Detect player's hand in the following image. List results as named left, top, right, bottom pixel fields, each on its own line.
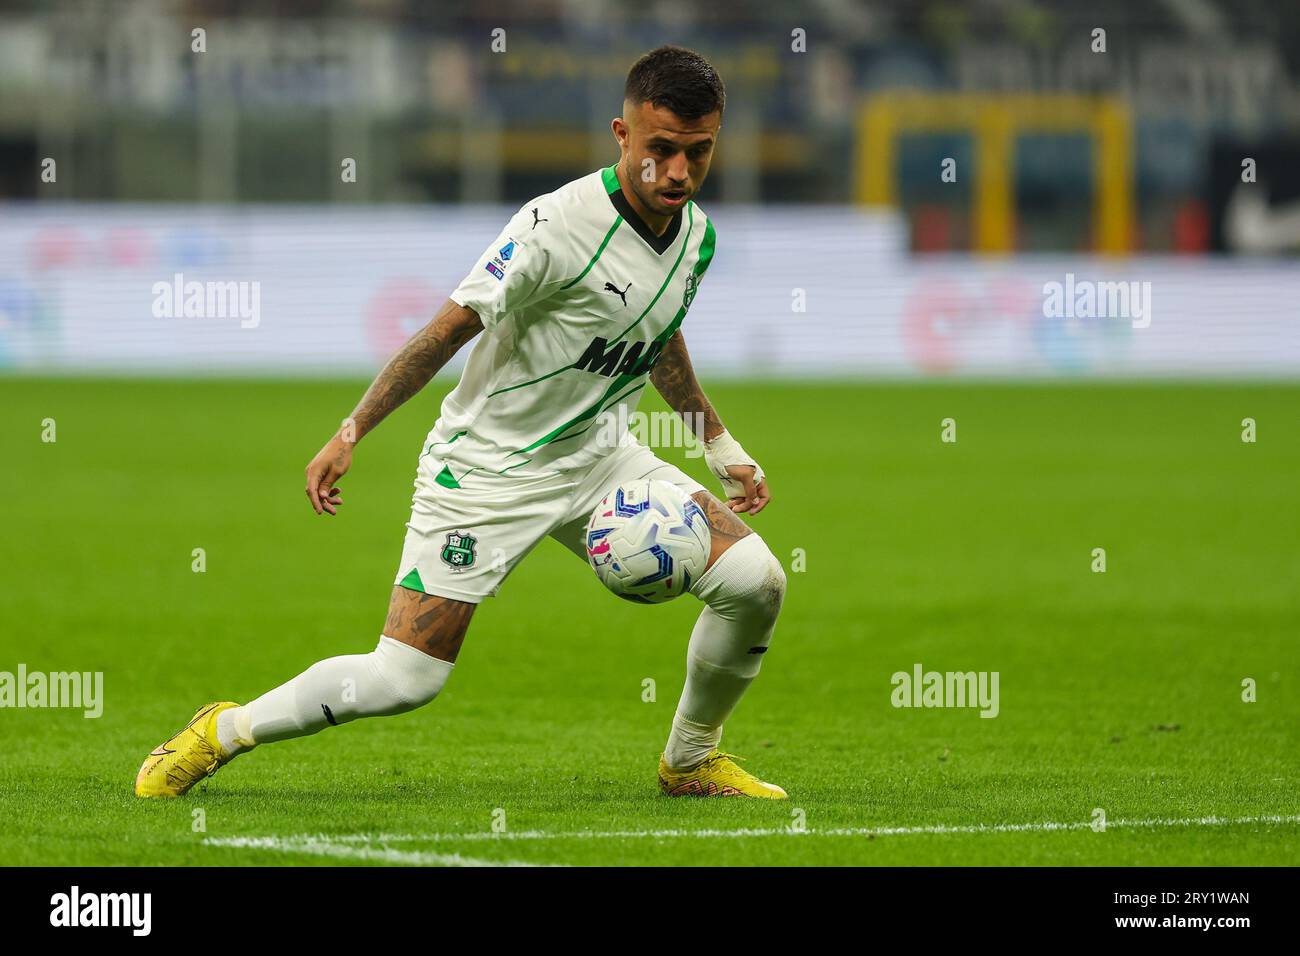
left=305, top=434, right=351, bottom=516
left=704, top=430, right=769, bottom=516
left=725, top=465, right=770, bottom=515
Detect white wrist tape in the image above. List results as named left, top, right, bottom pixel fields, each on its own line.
left=703, top=430, right=765, bottom=499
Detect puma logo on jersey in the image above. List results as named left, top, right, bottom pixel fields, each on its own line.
left=573, top=336, right=664, bottom=378
left=603, top=280, right=631, bottom=307
left=531, top=208, right=548, bottom=229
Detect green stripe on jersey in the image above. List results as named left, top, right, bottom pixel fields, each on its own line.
left=610, top=202, right=693, bottom=345
left=511, top=372, right=633, bottom=455
left=695, top=217, right=716, bottom=277
left=418, top=429, right=467, bottom=464
left=539, top=381, right=648, bottom=448
left=494, top=205, right=702, bottom=398
left=510, top=300, right=691, bottom=456
left=487, top=214, right=623, bottom=398
left=502, top=191, right=716, bottom=457
left=559, top=216, right=622, bottom=291
left=602, top=164, right=620, bottom=193
left=487, top=359, right=574, bottom=398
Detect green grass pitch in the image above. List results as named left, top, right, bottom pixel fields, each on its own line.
left=1, top=377, right=1297, bottom=866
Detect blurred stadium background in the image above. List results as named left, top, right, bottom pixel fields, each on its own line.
left=1, top=0, right=1297, bottom=378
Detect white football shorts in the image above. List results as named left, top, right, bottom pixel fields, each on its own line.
left=393, top=441, right=706, bottom=603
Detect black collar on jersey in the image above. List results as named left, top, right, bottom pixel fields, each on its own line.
left=605, top=171, right=683, bottom=255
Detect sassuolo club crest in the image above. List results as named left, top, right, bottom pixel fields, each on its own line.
left=440, top=530, right=477, bottom=570
left=683, top=272, right=698, bottom=309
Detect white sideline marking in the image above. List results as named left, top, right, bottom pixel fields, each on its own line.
left=202, top=835, right=547, bottom=867
left=207, top=814, right=1300, bottom=863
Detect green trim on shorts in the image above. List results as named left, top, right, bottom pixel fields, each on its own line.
left=398, top=567, right=426, bottom=592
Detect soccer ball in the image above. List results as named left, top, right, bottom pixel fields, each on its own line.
left=585, top=479, right=711, bottom=604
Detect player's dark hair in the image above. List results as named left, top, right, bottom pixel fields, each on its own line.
left=624, top=46, right=725, bottom=119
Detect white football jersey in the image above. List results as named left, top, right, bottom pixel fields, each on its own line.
left=428, top=164, right=717, bottom=484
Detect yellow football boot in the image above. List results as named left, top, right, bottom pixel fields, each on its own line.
left=658, top=750, right=788, bottom=799
left=134, top=701, right=240, bottom=798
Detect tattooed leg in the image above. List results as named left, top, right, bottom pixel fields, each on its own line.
left=214, top=589, right=468, bottom=754
left=692, top=490, right=753, bottom=571
left=383, top=587, right=476, bottom=662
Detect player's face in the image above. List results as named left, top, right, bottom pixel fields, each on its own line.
left=616, top=100, right=721, bottom=219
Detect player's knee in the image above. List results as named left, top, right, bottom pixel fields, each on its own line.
left=693, top=533, right=786, bottom=626
left=363, top=636, right=454, bottom=715
left=755, top=540, right=787, bottom=623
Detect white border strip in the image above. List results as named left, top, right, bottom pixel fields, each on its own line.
left=205, top=813, right=1300, bottom=863
left=202, top=835, right=549, bottom=867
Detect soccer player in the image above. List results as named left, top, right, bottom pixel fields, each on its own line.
left=136, top=46, right=787, bottom=800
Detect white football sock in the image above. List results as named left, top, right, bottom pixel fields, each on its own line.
left=215, top=636, right=452, bottom=755
left=663, top=534, right=786, bottom=770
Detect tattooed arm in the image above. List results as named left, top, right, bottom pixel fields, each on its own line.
left=305, top=299, right=483, bottom=515
left=346, top=300, right=482, bottom=439
left=651, top=330, right=771, bottom=514
left=650, top=330, right=725, bottom=441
